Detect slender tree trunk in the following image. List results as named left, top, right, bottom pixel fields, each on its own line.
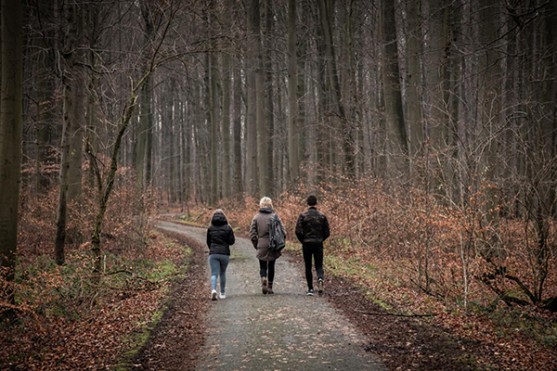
left=178, top=100, right=186, bottom=206
left=232, top=57, right=243, bottom=195
left=56, top=1, right=87, bottom=265
left=84, top=2, right=99, bottom=189
left=86, top=52, right=99, bottom=189
left=55, top=138, right=69, bottom=266
left=66, top=2, right=85, bottom=203
left=313, top=1, right=329, bottom=180
left=298, top=1, right=310, bottom=182
left=287, top=0, right=299, bottom=184
left=221, top=8, right=232, bottom=199
left=208, top=3, right=220, bottom=204
left=92, top=88, right=141, bottom=281
left=35, top=4, right=58, bottom=194
left=246, top=0, right=260, bottom=195
left=258, top=0, right=273, bottom=196
left=405, top=0, right=423, bottom=176
left=136, top=1, right=155, bottom=192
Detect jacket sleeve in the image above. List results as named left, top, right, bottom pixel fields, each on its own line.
left=322, top=215, right=330, bottom=241
left=295, top=214, right=304, bottom=242
left=249, top=217, right=258, bottom=248
left=206, top=228, right=211, bottom=248
left=227, top=226, right=236, bottom=245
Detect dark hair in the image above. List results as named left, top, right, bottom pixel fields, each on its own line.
left=307, top=195, right=317, bottom=206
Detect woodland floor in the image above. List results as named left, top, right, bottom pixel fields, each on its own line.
left=133, top=222, right=557, bottom=370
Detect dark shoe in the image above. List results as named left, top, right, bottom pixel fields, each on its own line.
left=306, top=289, right=314, bottom=296
left=268, top=282, right=274, bottom=294
left=318, top=279, right=324, bottom=295
left=261, top=277, right=268, bottom=295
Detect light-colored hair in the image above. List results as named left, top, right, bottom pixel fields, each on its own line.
left=259, top=196, right=273, bottom=209
left=213, top=208, right=225, bottom=217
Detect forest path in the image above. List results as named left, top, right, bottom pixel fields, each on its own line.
left=155, top=221, right=385, bottom=371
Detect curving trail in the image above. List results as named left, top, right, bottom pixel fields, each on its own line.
left=155, top=220, right=385, bottom=371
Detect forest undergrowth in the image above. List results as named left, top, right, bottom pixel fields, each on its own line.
left=1, top=175, right=556, bottom=369
left=0, top=178, right=191, bottom=369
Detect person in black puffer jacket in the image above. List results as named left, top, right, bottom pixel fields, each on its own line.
left=207, top=209, right=235, bottom=300
left=295, top=195, right=330, bottom=296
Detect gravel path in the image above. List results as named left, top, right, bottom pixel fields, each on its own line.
left=156, top=221, right=384, bottom=371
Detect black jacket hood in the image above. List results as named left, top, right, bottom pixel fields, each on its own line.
left=211, top=212, right=228, bottom=226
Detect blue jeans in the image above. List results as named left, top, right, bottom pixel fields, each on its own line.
left=209, top=254, right=230, bottom=293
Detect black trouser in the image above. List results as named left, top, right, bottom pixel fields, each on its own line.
left=259, top=259, right=276, bottom=282
left=302, top=242, right=324, bottom=290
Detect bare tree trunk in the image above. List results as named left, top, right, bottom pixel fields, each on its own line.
left=86, top=4, right=101, bottom=190
left=178, top=99, right=187, bottom=206
left=287, top=0, right=299, bottom=184
left=221, top=5, right=232, bottom=199
left=246, top=0, right=260, bottom=196
left=297, top=1, right=309, bottom=183
left=181, top=86, right=194, bottom=205
left=169, top=87, right=179, bottom=203
left=422, top=0, right=449, bottom=196
left=55, top=1, right=87, bottom=264
left=405, top=0, right=423, bottom=177
left=232, top=56, right=243, bottom=195
left=208, top=2, right=220, bottom=204
left=136, top=1, right=155, bottom=192
left=0, top=0, right=23, bottom=311
left=317, top=0, right=354, bottom=177
left=33, top=2, right=58, bottom=194
left=91, top=88, right=141, bottom=281
left=381, top=0, right=407, bottom=178
left=55, top=135, right=69, bottom=265
left=258, top=0, right=273, bottom=196
left=66, top=3, right=85, bottom=203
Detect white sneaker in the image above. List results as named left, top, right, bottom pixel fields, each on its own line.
left=219, top=292, right=226, bottom=299
left=211, top=290, right=218, bottom=301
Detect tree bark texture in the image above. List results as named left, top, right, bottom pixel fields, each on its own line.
left=382, top=0, right=408, bottom=177
left=0, top=0, right=23, bottom=307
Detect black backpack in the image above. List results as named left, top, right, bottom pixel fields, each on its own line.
left=268, top=213, right=286, bottom=251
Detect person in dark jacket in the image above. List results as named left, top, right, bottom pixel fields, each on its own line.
left=207, top=209, right=235, bottom=300
left=295, top=195, right=330, bottom=296
left=249, top=196, right=284, bottom=295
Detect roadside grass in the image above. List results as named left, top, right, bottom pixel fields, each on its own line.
left=115, top=244, right=192, bottom=370
left=476, top=304, right=557, bottom=348
left=114, top=308, right=165, bottom=371
left=326, top=253, right=393, bottom=312
left=176, top=211, right=207, bottom=227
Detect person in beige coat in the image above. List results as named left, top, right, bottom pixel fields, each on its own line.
left=249, top=196, right=284, bottom=294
